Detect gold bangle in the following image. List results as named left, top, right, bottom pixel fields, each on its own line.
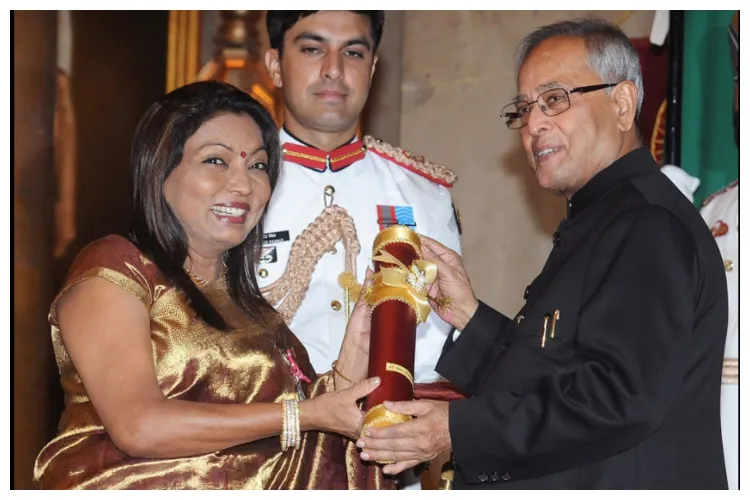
left=293, top=399, right=301, bottom=449
left=289, top=399, right=297, bottom=450
left=281, top=399, right=301, bottom=451
left=281, top=400, right=289, bottom=451
left=331, top=360, right=354, bottom=384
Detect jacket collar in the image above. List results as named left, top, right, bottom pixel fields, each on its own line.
left=567, top=147, right=657, bottom=219
left=280, top=126, right=366, bottom=173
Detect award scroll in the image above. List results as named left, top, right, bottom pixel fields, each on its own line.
left=361, top=226, right=437, bottom=437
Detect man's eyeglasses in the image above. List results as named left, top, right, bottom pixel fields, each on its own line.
left=502, top=83, right=620, bottom=130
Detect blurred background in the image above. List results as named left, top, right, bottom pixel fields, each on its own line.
left=13, top=10, right=739, bottom=489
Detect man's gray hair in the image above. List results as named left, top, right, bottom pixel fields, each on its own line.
left=515, top=18, right=644, bottom=118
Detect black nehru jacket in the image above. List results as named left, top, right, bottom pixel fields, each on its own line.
left=437, top=147, right=728, bottom=489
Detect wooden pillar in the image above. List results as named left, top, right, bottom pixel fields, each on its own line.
left=13, top=10, right=58, bottom=490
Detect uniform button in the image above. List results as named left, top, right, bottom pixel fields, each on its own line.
left=523, top=286, right=531, bottom=299
left=516, top=314, right=524, bottom=325
left=724, top=259, right=734, bottom=271
left=258, top=268, right=268, bottom=278
left=330, top=300, right=342, bottom=311
left=477, top=473, right=489, bottom=483
left=489, top=472, right=500, bottom=482
left=323, top=185, right=336, bottom=207
left=501, top=472, right=511, bottom=481
left=498, top=343, right=509, bottom=355
left=552, top=231, right=561, bottom=247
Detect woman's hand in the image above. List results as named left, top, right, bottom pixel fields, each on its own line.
left=301, top=377, right=381, bottom=441
left=334, top=268, right=375, bottom=389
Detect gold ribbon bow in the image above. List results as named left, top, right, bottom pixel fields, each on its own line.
left=369, top=249, right=438, bottom=323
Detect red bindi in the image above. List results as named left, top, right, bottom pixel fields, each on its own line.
left=240, top=151, right=247, bottom=158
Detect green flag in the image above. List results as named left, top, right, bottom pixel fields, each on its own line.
left=680, top=10, right=739, bottom=207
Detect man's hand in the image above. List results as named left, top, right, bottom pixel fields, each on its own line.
left=420, top=236, right=478, bottom=331
left=356, top=399, right=451, bottom=475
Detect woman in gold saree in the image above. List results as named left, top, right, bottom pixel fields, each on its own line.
left=34, top=81, right=390, bottom=490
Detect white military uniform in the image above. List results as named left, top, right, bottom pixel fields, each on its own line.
left=701, top=181, right=739, bottom=490
left=662, top=167, right=738, bottom=490
left=259, top=127, right=462, bottom=385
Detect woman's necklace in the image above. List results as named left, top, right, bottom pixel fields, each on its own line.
left=186, top=263, right=227, bottom=287
left=187, top=271, right=209, bottom=287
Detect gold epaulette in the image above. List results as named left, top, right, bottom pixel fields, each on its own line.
left=363, top=135, right=457, bottom=188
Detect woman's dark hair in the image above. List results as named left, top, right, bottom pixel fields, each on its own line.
left=266, top=10, right=385, bottom=56
left=128, top=80, right=280, bottom=330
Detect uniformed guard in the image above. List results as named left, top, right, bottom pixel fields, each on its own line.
left=260, top=11, right=462, bottom=489
left=662, top=183, right=739, bottom=493
left=357, top=18, right=729, bottom=489
left=701, top=179, right=739, bottom=489
left=660, top=11, right=739, bottom=489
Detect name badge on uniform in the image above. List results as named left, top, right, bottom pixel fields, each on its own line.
left=260, top=246, right=278, bottom=264
left=263, top=230, right=290, bottom=245
left=377, top=205, right=416, bottom=231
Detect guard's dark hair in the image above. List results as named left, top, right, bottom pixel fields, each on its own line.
left=266, top=11, right=385, bottom=56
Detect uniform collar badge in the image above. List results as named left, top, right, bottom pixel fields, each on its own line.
left=282, top=141, right=366, bottom=172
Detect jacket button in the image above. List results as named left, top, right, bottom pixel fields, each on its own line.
left=516, top=314, right=524, bottom=325
left=331, top=300, right=342, bottom=311
left=523, top=286, right=530, bottom=299
left=489, top=472, right=500, bottom=482
left=501, top=472, right=511, bottom=481
left=552, top=232, right=561, bottom=247
left=258, top=268, right=269, bottom=278
left=477, top=473, right=489, bottom=482
left=498, top=343, right=509, bottom=355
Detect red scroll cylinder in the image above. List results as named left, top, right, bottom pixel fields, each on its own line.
left=362, top=226, right=431, bottom=436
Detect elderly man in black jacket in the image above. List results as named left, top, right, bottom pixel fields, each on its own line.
left=356, top=18, right=728, bottom=489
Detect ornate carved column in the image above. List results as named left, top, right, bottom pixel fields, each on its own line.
left=196, top=11, right=281, bottom=122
